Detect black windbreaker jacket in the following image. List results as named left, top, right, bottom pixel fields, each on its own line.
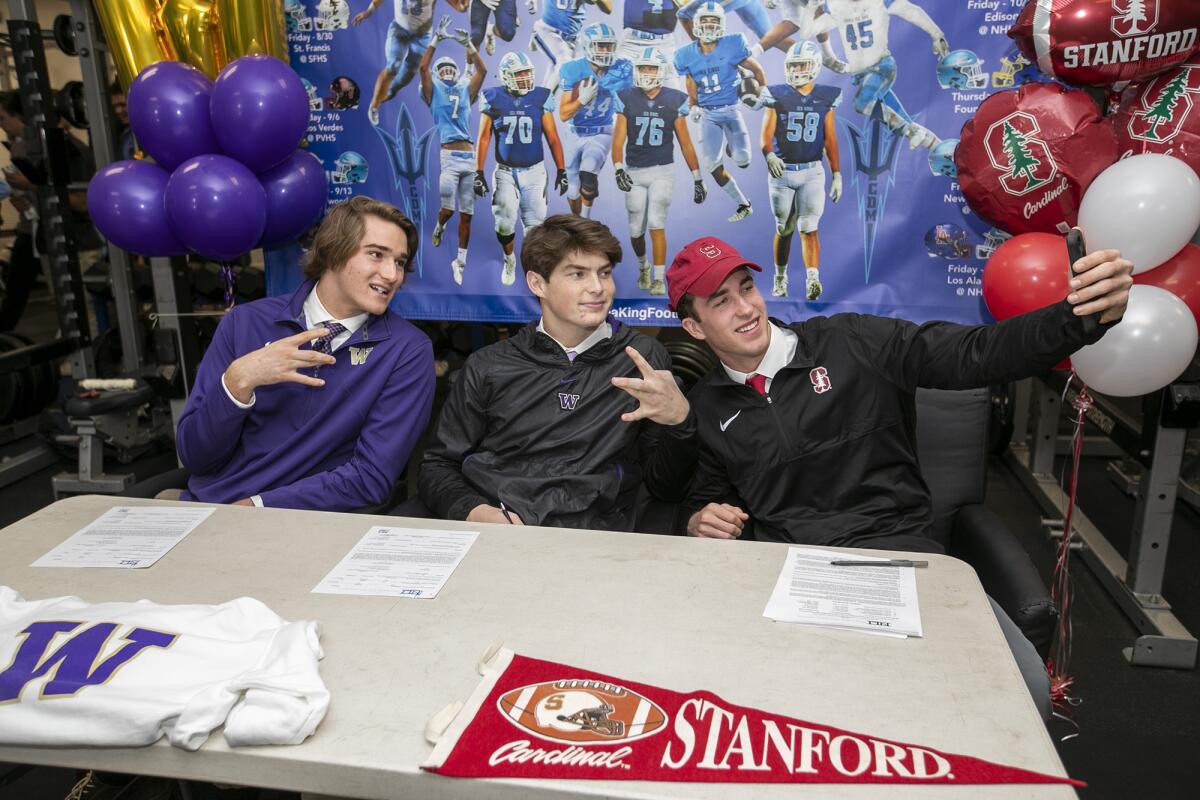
left=419, top=319, right=697, bottom=530
left=686, top=300, right=1110, bottom=548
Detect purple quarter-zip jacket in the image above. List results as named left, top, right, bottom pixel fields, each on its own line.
left=176, top=279, right=435, bottom=511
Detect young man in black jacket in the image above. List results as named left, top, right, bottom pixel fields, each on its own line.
left=418, top=215, right=696, bottom=530
left=664, top=234, right=1133, bottom=719
left=667, top=235, right=1132, bottom=551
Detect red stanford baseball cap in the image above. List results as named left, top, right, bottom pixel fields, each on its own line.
left=666, top=236, right=762, bottom=312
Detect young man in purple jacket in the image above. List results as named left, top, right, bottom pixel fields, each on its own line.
left=176, top=196, right=435, bottom=511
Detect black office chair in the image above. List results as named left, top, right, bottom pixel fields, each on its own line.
left=915, top=387, right=1057, bottom=658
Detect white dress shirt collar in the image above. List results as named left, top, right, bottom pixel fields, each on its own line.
left=721, top=322, right=798, bottom=391
left=304, top=283, right=368, bottom=352
left=536, top=319, right=612, bottom=358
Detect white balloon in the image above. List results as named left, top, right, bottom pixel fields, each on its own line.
left=1077, top=153, right=1200, bottom=275
left=1071, top=285, right=1198, bottom=397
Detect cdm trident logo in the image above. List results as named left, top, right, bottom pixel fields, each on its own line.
left=375, top=103, right=436, bottom=277
left=844, top=116, right=903, bottom=283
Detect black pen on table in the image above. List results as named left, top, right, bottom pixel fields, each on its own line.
left=830, top=559, right=928, bottom=568
left=499, top=502, right=515, bottom=524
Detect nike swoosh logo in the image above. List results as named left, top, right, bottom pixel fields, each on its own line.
left=559, top=375, right=578, bottom=385
left=719, top=411, right=741, bottom=432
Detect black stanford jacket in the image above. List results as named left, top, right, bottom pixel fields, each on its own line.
left=686, top=301, right=1109, bottom=548
left=419, top=319, right=697, bottom=530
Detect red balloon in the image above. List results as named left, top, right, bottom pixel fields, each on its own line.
left=957, top=83, right=1118, bottom=235
left=982, top=232, right=1071, bottom=321
left=1112, top=57, right=1200, bottom=178
left=1009, top=0, right=1200, bottom=89
left=1134, top=243, right=1200, bottom=321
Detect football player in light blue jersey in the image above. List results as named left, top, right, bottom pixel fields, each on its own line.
left=612, top=47, right=704, bottom=296
left=476, top=52, right=568, bottom=285
left=679, top=0, right=771, bottom=39
left=558, top=22, right=633, bottom=218
left=421, top=18, right=488, bottom=286
left=757, top=0, right=948, bottom=150
left=531, top=0, right=613, bottom=91
left=354, top=0, right=470, bottom=126
left=673, top=2, right=769, bottom=222
left=761, top=41, right=841, bottom=300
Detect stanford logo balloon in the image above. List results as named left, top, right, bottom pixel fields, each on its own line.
left=497, top=680, right=668, bottom=745
left=1009, top=0, right=1200, bottom=88
left=983, top=112, right=1059, bottom=196
left=1113, top=58, right=1200, bottom=176
left=956, top=83, right=1117, bottom=235
left=1111, top=0, right=1159, bottom=39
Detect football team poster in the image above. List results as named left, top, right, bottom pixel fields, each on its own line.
left=264, top=0, right=1036, bottom=326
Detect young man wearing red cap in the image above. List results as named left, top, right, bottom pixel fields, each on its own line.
left=667, top=234, right=1132, bottom=550
left=665, top=234, right=1132, bottom=719
left=418, top=214, right=696, bottom=530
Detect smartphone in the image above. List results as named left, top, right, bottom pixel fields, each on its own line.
left=1066, top=228, right=1098, bottom=324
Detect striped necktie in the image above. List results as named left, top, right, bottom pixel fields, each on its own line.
left=312, top=322, right=348, bottom=356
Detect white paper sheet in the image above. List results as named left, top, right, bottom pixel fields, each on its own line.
left=32, top=506, right=215, bottom=569
left=312, top=526, right=478, bottom=598
left=763, top=548, right=923, bottom=638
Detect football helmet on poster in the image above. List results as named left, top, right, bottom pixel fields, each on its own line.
left=693, top=2, right=726, bottom=44
left=330, top=151, right=368, bottom=184
left=975, top=227, right=1012, bottom=261
left=991, top=52, right=1037, bottom=88
left=434, top=57, right=460, bottom=85
left=302, top=78, right=322, bottom=111
left=313, top=0, right=349, bottom=32
left=785, top=41, right=822, bottom=88
left=533, top=692, right=625, bottom=737
left=937, top=50, right=987, bottom=89
left=924, top=223, right=973, bottom=259
left=928, top=138, right=959, bottom=177
left=582, top=22, right=618, bottom=68
left=284, top=0, right=312, bottom=33
left=499, top=52, right=536, bottom=95
left=326, top=76, right=360, bottom=110
left=633, top=47, right=668, bottom=91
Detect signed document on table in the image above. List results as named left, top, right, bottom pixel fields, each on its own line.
left=313, top=526, right=478, bottom=599
left=32, top=506, right=214, bottom=569
left=762, top=548, right=924, bottom=638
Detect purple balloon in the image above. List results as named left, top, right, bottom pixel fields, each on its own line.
left=211, top=56, right=309, bottom=173
left=127, top=62, right=220, bottom=171
left=87, top=160, right=186, bottom=257
left=258, top=150, right=329, bottom=247
left=165, top=155, right=267, bottom=262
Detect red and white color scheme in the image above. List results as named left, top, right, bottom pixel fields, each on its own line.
left=1009, top=0, right=1200, bottom=88
left=1113, top=57, right=1200, bottom=176
left=423, top=649, right=1084, bottom=786
left=956, top=83, right=1118, bottom=235
left=809, top=367, right=832, bottom=395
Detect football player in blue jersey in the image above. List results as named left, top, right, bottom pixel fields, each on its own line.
left=616, top=0, right=681, bottom=81
left=354, top=0, right=469, bottom=126
left=756, top=0, right=948, bottom=150
left=470, top=0, right=519, bottom=56
left=679, top=0, right=772, bottom=40
left=476, top=52, right=569, bottom=285
left=612, top=47, right=704, bottom=296
left=673, top=2, right=770, bottom=222
left=421, top=19, right=488, bottom=286
left=531, top=0, right=614, bottom=91
left=558, top=23, right=633, bottom=218
left=761, top=41, right=841, bottom=300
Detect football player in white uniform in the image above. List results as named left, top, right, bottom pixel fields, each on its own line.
left=422, top=19, right=488, bottom=285
left=354, top=0, right=470, bottom=126
left=756, top=0, right=948, bottom=150
left=761, top=41, right=841, bottom=300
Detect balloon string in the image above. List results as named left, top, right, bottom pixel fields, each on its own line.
left=1048, top=372, right=1089, bottom=733
left=220, top=263, right=236, bottom=310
